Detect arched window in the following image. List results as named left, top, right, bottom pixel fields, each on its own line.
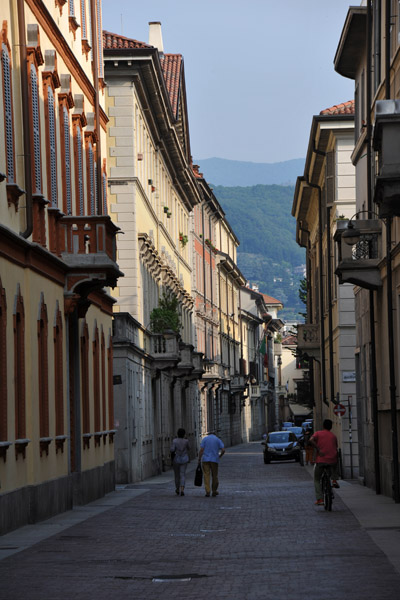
left=101, top=330, right=106, bottom=432
left=0, top=279, right=7, bottom=442
left=14, top=287, right=26, bottom=441
left=54, top=307, right=64, bottom=437
left=93, top=325, right=100, bottom=434
left=37, top=296, right=49, bottom=439
left=107, top=336, right=114, bottom=432
left=80, top=321, right=90, bottom=438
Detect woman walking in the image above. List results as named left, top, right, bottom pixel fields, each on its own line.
left=170, top=428, right=190, bottom=496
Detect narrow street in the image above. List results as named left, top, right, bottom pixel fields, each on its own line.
left=1, top=442, right=400, bottom=600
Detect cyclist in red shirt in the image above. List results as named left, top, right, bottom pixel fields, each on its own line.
left=309, top=419, right=340, bottom=505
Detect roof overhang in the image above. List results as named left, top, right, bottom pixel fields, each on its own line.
left=334, top=6, right=367, bottom=80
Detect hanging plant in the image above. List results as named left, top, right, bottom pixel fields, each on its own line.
left=179, top=232, right=188, bottom=247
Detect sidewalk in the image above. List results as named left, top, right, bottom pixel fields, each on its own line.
left=1, top=443, right=400, bottom=600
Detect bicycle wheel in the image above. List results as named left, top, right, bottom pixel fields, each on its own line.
left=322, top=473, right=332, bottom=511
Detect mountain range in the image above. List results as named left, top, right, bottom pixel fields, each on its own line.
left=208, top=180, right=306, bottom=321
left=194, top=157, right=305, bottom=187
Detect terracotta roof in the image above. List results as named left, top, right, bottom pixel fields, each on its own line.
left=261, top=293, right=282, bottom=305
left=102, top=31, right=182, bottom=118
left=320, top=100, right=355, bottom=116
left=160, top=54, right=182, bottom=117
left=103, top=30, right=152, bottom=50
left=282, top=334, right=297, bottom=345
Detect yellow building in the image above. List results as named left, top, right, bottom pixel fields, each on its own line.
left=103, top=24, right=204, bottom=482
left=0, top=0, right=121, bottom=534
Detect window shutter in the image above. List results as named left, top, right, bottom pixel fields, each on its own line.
left=77, top=126, right=84, bottom=214
left=81, top=0, right=87, bottom=39
left=96, top=0, right=104, bottom=78
left=47, top=87, right=58, bottom=206
left=2, top=43, right=14, bottom=182
left=31, top=64, right=41, bottom=193
left=325, top=151, right=335, bottom=207
left=88, top=141, right=95, bottom=214
left=63, top=106, right=72, bottom=214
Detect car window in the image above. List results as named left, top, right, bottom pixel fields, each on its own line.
left=289, top=433, right=297, bottom=442
left=268, top=432, right=289, bottom=443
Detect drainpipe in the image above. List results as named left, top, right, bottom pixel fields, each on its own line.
left=201, top=201, right=207, bottom=356
left=17, top=0, right=33, bottom=239
left=384, top=0, right=399, bottom=502
left=89, top=0, right=103, bottom=214
left=326, top=205, right=335, bottom=405
left=367, top=0, right=381, bottom=494
left=305, top=178, right=328, bottom=407
left=209, top=213, right=214, bottom=360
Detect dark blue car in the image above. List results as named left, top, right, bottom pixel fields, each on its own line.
left=262, top=431, right=302, bottom=464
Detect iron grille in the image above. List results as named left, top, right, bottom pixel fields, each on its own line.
left=2, top=44, right=14, bottom=182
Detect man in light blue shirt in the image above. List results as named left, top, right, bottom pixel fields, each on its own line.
left=198, top=432, right=225, bottom=497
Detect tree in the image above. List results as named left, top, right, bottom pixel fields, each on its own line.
left=150, top=291, right=181, bottom=334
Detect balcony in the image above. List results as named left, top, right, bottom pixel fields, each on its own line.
left=145, top=332, right=181, bottom=371
left=297, top=324, right=320, bottom=359
left=48, top=212, right=123, bottom=312
left=334, top=219, right=382, bottom=290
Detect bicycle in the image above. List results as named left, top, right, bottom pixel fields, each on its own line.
left=320, top=464, right=334, bottom=511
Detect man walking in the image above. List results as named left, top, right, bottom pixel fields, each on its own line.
left=309, top=419, right=340, bottom=505
left=198, top=431, right=225, bottom=497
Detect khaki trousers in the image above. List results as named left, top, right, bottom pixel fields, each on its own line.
left=202, top=461, right=219, bottom=494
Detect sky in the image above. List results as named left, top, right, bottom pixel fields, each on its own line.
left=101, top=0, right=356, bottom=165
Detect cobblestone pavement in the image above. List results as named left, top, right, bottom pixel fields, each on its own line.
left=1, top=442, right=400, bottom=600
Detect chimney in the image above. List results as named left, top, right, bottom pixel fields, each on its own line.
left=149, top=21, right=164, bottom=54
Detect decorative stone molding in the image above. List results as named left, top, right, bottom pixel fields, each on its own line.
left=27, top=24, right=44, bottom=66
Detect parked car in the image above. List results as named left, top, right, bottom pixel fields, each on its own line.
left=284, top=426, right=305, bottom=443
left=282, top=422, right=294, bottom=429
left=261, top=431, right=302, bottom=464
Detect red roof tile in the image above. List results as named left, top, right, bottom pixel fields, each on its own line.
left=102, top=31, right=182, bottom=118
left=103, top=30, right=152, bottom=50
left=320, top=100, right=355, bottom=116
left=261, top=293, right=282, bottom=305
left=160, top=54, right=182, bottom=118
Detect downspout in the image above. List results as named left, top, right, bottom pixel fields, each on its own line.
left=201, top=201, right=207, bottom=356
left=305, top=176, right=328, bottom=407
left=367, top=0, right=381, bottom=494
left=90, top=0, right=103, bottom=214
left=18, top=0, right=33, bottom=239
left=326, top=205, right=335, bottom=405
left=384, top=0, right=399, bottom=503
left=209, top=213, right=214, bottom=359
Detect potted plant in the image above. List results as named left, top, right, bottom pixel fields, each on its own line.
left=179, top=232, right=188, bottom=247
left=150, top=291, right=181, bottom=334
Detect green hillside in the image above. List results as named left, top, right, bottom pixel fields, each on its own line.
left=212, top=184, right=305, bottom=321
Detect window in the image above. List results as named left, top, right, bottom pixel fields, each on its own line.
left=30, top=63, right=42, bottom=194
left=47, top=87, right=58, bottom=205
left=73, top=116, right=85, bottom=214
left=107, top=338, right=114, bottom=431
left=61, top=105, right=72, bottom=214
left=1, top=39, right=15, bottom=184
left=0, top=280, right=7, bottom=441
left=54, top=307, right=64, bottom=437
left=14, top=286, right=26, bottom=440
left=81, top=322, right=90, bottom=436
left=101, top=330, right=106, bottom=431
left=102, top=159, right=107, bottom=214
left=38, top=296, right=49, bottom=438
left=93, top=325, right=100, bottom=433
left=86, top=136, right=96, bottom=214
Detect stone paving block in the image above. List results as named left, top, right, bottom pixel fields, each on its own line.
left=1, top=443, right=400, bottom=599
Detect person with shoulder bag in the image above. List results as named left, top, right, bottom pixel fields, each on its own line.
left=170, top=428, right=190, bottom=496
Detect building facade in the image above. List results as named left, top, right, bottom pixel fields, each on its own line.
left=292, top=102, right=359, bottom=479
left=334, top=1, right=400, bottom=498
left=103, top=25, right=204, bottom=483
left=0, top=0, right=121, bottom=534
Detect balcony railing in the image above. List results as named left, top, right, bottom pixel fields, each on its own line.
left=297, top=324, right=320, bottom=359
left=334, top=219, right=382, bottom=290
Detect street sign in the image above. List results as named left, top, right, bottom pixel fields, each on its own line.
left=333, top=403, right=346, bottom=416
